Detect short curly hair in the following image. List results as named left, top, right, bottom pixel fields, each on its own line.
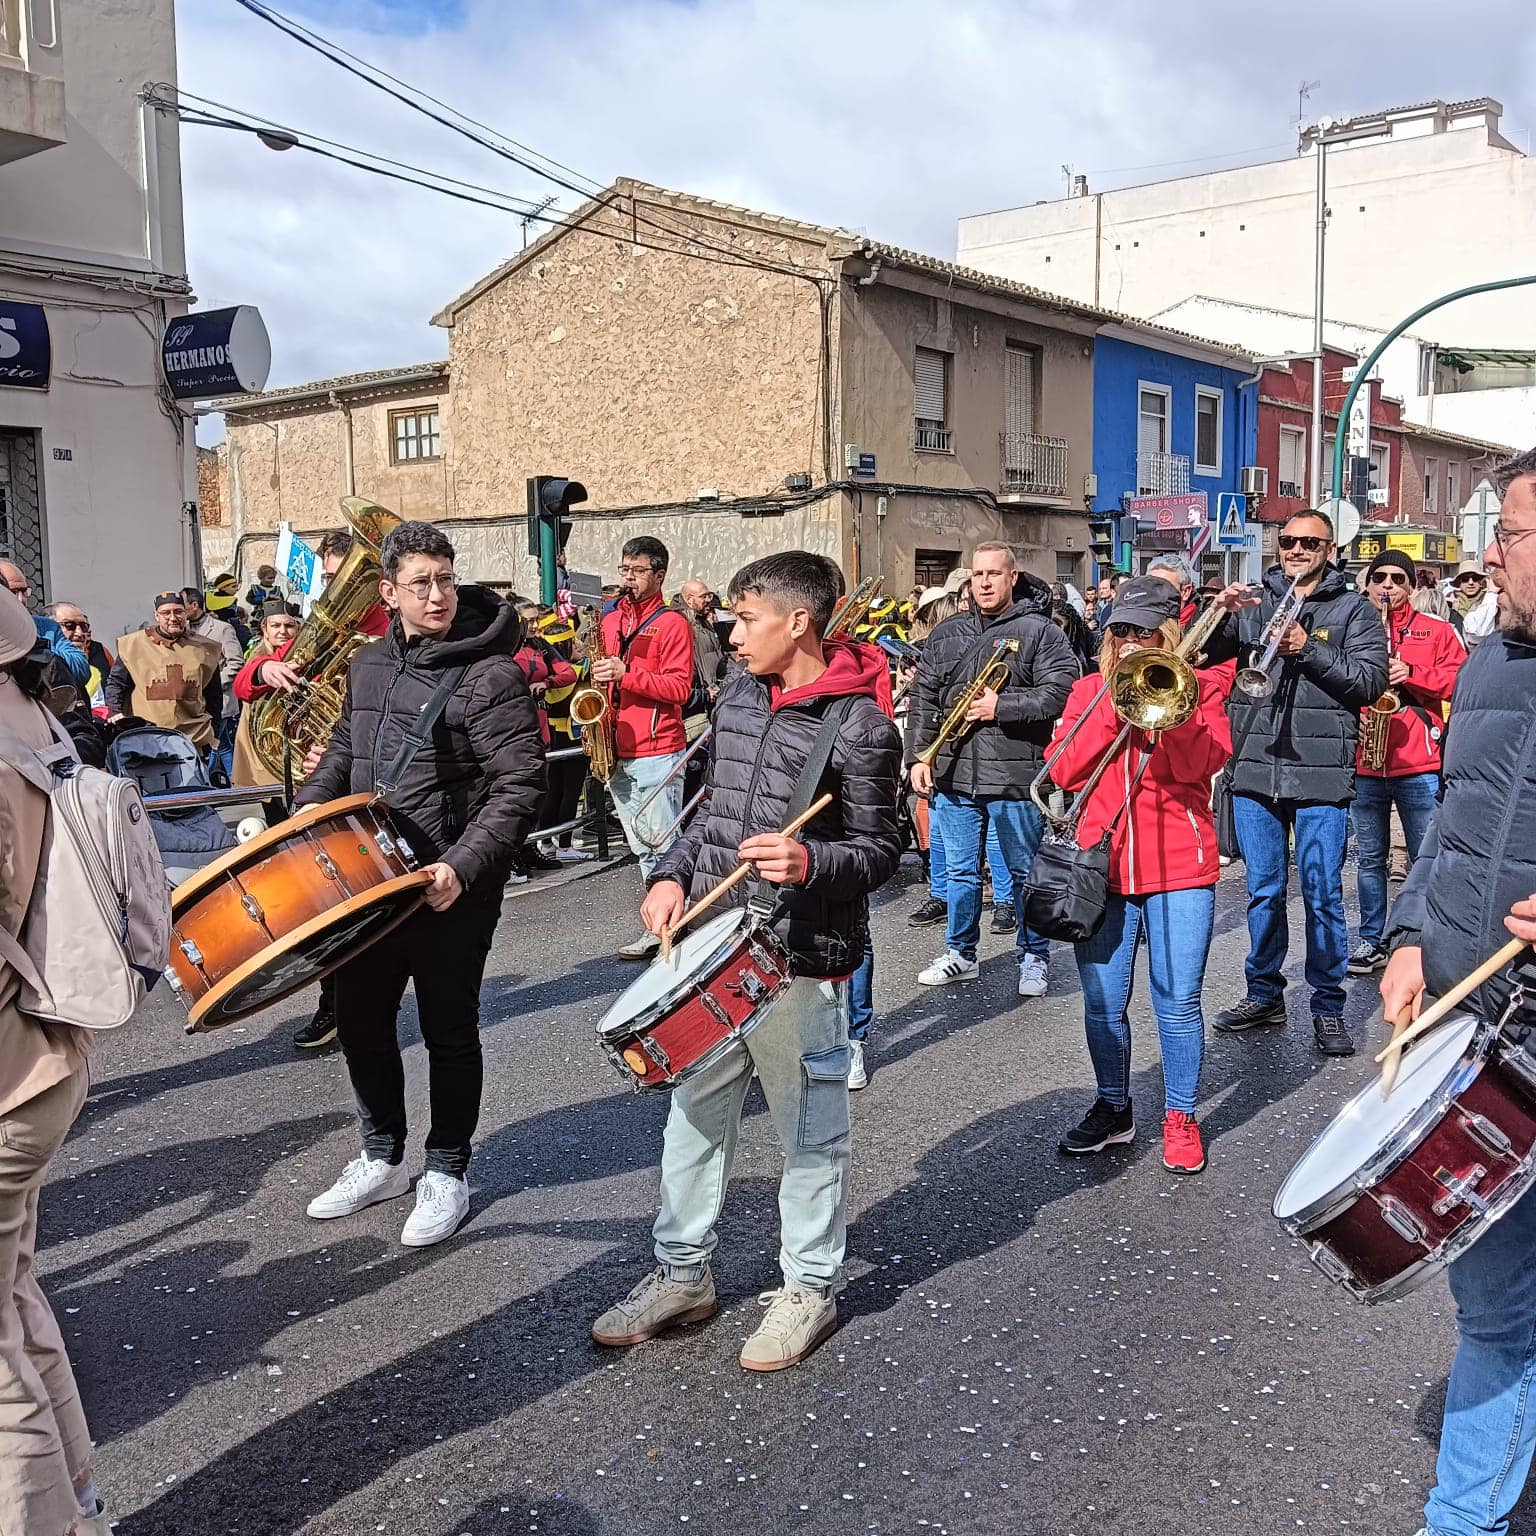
left=381, top=521, right=455, bottom=581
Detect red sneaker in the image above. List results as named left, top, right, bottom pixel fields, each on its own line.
left=1162, top=1111, right=1206, bottom=1174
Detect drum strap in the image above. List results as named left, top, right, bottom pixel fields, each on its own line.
left=746, top=695, right=854, bottom=922
left=374, top=665, right=468, bottom=802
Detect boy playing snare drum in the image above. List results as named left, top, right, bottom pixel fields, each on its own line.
left=592, top=551, right=901, bottom=1371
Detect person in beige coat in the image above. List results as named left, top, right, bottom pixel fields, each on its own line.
left=0, top=590, right=108, bottom=1535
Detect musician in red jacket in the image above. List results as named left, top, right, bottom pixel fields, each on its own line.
left=594, top=536, right=695, bottom=959
left=1346, top=548, right=1467, bottom=976
left=1045, top=576, right=1233, bottom=1176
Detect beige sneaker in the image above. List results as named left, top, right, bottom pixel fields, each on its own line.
left=739, top=1284, right=838, bottom=1372
left=591, top=1265, right=716, bottom=1346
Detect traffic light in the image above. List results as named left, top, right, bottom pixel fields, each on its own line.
left=1088, top=515, right=1116, bottom=568
left=527, top=476, right=587, bottom=606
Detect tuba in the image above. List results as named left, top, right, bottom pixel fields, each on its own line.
left=570, top=609, right=616, bottom=783
left=247, top=496, right=399, bottom=783
left=913, top=638, right=1020, bottom=768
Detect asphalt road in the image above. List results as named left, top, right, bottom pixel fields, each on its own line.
left=40, top=853, right=1523, bottom=1536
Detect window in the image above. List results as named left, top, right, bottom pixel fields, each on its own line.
left=1447, top=462, right=1460, bottom=514
left=914, top=548, right=958, bottom=589
left=1369, top=443, right=1390, bottom=502
left=1417, top=343, right=1437, bottom=396
left=1425, top=456, right=1440, bottom=515
left=914, top=348, right=951, bottom=451
left=391, top=408, right=441, bottom=463
left=1278, top=426, right=1307, bottom=500
left=1004, top=344, right=1039, bottom=438
left=1194, top=387, right=1222, bottom=475
left=1137, top=385, right=1170, bottom=456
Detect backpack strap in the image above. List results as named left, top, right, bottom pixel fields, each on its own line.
left=373, top=665, right=468, bottom=802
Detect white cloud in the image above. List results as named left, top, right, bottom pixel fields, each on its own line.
left=176, top=0, right=1536, bottom=417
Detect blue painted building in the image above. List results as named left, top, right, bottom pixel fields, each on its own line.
left=1090, top=327, right=1259, bottom=581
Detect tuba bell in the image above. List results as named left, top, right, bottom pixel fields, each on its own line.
left=247, top=496, right=400, bottom=783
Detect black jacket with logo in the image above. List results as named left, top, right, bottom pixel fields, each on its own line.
left=298, top=587, right=546, bottom=895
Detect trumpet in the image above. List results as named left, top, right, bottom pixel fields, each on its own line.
left=1031, top=598, right=1229, bottom=824
left=1359, top=594, right=1402, bottom=772
left=1235, top=573, right=1306, bottom=699
left=826, top=576, right=884, bottom=640
left=913, top=638, right=1020, bottom=769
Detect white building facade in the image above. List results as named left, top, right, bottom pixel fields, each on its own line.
left=956, top=99, right=1536, bottom=451
left=0, top=0, right=195, bottom=643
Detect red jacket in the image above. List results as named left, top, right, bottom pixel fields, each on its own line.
left=233, top=638, right=292, bottom=703
left=514, top=639, right=577, bottom=745
left=1356, top=605, right=1466, bottom=778
left=1047, top=665, right=1234, bottom=896
left=600, top=592, right=694, bottom=759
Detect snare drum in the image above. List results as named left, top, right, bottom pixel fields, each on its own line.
left=597, top=909, right=793, bottom=1091
left=1273, top=1009, right=1536, bottom=1303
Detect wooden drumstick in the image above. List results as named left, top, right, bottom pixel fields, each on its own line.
left=659, top=793, right=834, bottom=961
left=1378, top=1004, right=1414, bottom=1098
left=1371, top=937, right=1528, bottom=1066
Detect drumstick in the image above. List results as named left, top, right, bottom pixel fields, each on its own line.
left=1378, top=1004, right=1414, bottom=1098
left=1371, top=937, right=1528, bottom=1065
left=659, top=793, right=834, bottom=961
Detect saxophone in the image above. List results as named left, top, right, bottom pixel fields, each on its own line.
left=826, top=575, right=884, bottom=639
left=248, top=496, right=399, bottom=782
left=913, top=638, right=1021, bottom=768
left=570, top=609, right=616, bottom=783
left=1359, top=595, right=1402, bottom=773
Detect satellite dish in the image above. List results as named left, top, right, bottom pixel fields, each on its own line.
left=1316, top=495, right=1361, bottom=548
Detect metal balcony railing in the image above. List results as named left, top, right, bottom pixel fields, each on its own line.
left=1137, top=451, right=1190, bottom=495
left=1000, top=431, right=1069, bottom=496
left=914, top=423, right=953, bottom=453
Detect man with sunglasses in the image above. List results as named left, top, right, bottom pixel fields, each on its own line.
left=1205, top=509, right=1389, bottom=1056
left=1345, top=549, right=1465, bottom=976
left=1450, top=560, right=1500, bottom=649
left=1378, top=446, right=1536, bottom=1536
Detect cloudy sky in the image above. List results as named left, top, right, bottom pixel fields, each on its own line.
left=177, top=0, right=1536, bottom=414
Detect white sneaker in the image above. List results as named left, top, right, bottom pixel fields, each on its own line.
left=847, top=1038, right=868, bottom=1091
left=75, top=1502, right=114, bottom=1535
left=551, top=846, right=594, bottom=863
left=918, top=949, right=980, bottom=986
left=1017, top=954, right=1049, bottom=997
left=505, top=868, right=530, bottom=887
left=400, top=1170, right=470, bottom=1247
left=306, top=1154, right=410, bottom=1220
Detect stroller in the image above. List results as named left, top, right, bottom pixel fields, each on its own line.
left=106, top=724, right=236, bottom=884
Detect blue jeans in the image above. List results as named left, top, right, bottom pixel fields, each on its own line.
left=933, top=793, right=1047, bottom=963
left=1353, top=772, right=1439, bottom=946
left=1232, top=795, right=1350, bottom=1016
left=654, top=975, right=849, bottom=1291
left=1425, top=1185, right=1536, bottom=1535
left=212, top=715, right=236, bottom=785
left=1074, top=887, right=1213, bottom=1113
left=608, top=750, right=685, bottom=879
left=927, top=813, right=1010, bottom=905
left=848, top=949, right=873, bottom=1042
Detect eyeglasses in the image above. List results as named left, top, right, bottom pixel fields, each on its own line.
left=58, top=618, right=91, bottom=631
left=396, top=573, right=458, bottom=601
left=1278, top=534, right=1327, bottom=552
left=1107, top=621, right=1160, bottom=640
left=619, top=563, right=657, bottom=577
left=1493, top=524, right=1536, bottom=557
left=1367, top=571, right=1410, bottom=588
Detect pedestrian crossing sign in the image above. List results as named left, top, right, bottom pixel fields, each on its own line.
left=1217, top=493, right=1247, bottom=546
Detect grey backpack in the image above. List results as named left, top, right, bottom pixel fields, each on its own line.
left=0, top=713, right=171, bottom=1029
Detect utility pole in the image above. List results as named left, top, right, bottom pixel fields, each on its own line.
left=1309, top=120, right=1330, bottom=507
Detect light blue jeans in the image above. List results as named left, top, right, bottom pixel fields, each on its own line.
left=928, top=813, right=1011, bottom=906
left=1425, top=1184, right=1536, bottom=1535
left=1353, top=771, right=1439, bottom=947
left=934, top=793, right=1047, bottom=963
left=1074, top=886, right=1214, bottom=1114
left=654, top=975, right=850, bottom=1292
left=609, top=749, right=685, bottom=878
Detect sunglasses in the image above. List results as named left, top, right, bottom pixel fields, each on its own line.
left=1367, top=571, right=1410, bottom=588
left=1278, top=534, right=1327, bottom=552
left=1107, top=621, right=1160, bottom=640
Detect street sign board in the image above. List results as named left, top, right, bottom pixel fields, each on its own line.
left=1216, top=492, right=1246, bottom=546
left=1126, top=492, right=1207, bottom=528
left=854, top=452, right=877, bottom=479
left=1347, top=380, right=1374, bottom=459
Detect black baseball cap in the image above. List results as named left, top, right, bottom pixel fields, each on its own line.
left=1107, top=575, right=1181, bottom=631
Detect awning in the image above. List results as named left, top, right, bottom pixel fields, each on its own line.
left=1436, top=347, right=1536, bottom=374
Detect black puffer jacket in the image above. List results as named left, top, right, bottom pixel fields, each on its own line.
left=650, top=642, right=902, bottom=978
left=1389, top=632, right=1536, bottom=1018
left=1206, top=564, right=1389, bottom=804
left=903, top=595, right=1078, bottom=799
left=298, top=586, right=546, bottom=895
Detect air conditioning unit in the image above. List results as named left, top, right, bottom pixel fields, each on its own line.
left=1240, top=465, right=1268, bottom=498
left=1367, top=488, right=1390, bottom=506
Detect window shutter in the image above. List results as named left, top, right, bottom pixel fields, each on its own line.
left=1137, top=394, right=1165, bottom=459
left=1005, top=346, right=1036, bottom=437
left=915, top=349, right=947, bottom=422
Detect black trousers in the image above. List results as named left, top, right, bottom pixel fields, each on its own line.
left=540, top=746, right=587, bottom=844
left=331, top=889, right=502, bottom=1178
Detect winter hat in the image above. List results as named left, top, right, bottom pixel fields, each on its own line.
left=1363, top=549, right=1417, bottom=588
left=0, top=588, right=36, bottom=665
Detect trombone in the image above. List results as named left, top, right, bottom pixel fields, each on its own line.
left=1030, top=598, right=1230, bottom=825
left=1234, top=573, right=1306, bottom=699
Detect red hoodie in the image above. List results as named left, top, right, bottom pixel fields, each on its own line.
left=1356, top=605, right=1465, bottom=779
left=600, top=591, right=694, bottom=759
left=1047, top=663, right=1234, bottom=896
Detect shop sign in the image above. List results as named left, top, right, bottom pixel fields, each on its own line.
left=161, top=305, right=272, bottom=400
left=0, top=301, right=50, bottom=390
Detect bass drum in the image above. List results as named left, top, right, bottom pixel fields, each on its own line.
left=1273, top=1009, right=1536, bottom=1303
left=166, top=793, right=432, bottom=1033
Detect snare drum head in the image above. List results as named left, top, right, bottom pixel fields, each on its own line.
left=1273, top=1011, right=1480, bottom=1221
left=597, top=909, right=748, bottom=1039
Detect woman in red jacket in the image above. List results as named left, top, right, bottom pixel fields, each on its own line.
left=1046, top=576, right=1232, bottom=1175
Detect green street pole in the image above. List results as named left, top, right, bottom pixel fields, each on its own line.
left=1331, top=274, right=1536, bottom=500
left=539, top=516, right=558, bottom=607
